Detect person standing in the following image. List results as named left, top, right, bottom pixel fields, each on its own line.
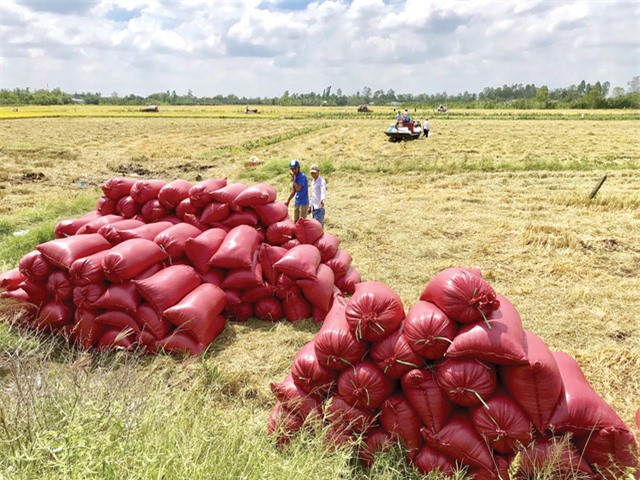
left=285, top=159, right=309, bottom=221
left=423, top=118, right=430, bottom=137
left=309, top=163, right=326, bottom=228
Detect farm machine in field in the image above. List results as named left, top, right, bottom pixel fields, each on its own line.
left=385, top=120, right=423, bottom=142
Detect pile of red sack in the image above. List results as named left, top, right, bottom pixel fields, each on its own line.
left=0, top=177, right=361, bottom=355
left=268, top=268, right=638, bottom=479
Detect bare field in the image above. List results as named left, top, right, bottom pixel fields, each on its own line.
left=0, top=109, right=639, bottom=479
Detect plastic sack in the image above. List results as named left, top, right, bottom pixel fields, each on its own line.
left=92, top=283, right=140, bottom=312
left=208, top=225, right=262, bottom=270
left=345, top=281, right=404, bottom=342
left=290, top=341, right=338, bottom=395
left=514, top=438, right=593, bottom=478
left=158, top=179, right=191, bottom=208
left=36, top=300, right=73, bottom=330
left=325, top=395, right=376, bottom=435
left=200, top=202, right=230, bottom=225
left=267, top=402, right=304, bottom=448
left=73, top=309, right=106, bottom=349
left=251, top=202, right=288, bottom=226
left=270, top=373, right=322, bottom=419
left=325, top=250, right=352, bottom=277
left=413, top=446, right=456, bottom=477
left=575, top=426, right=638, bottom=475
left=447, top=295, right=527, bottom=365
left=283, top=295, right=312, bottom=322
left=135, top=303, right=172, bottom=339
left=175, top=198, right=199, bottom=220
left=337, top=361, right=395, bottom=410
left=141, top=199, right=170, bottom=223
left=254, top=297, right=284, bottom=322
left=38, top=234, right=111, bottom=269
left=401, top=369, right=453, bottom=433
left=0, top=268, right=26, bottom=291
left=117, top=221, right=173, bottom=242
left=222, top=259, right=263, bottom=290
left=98, top=219, right=145, bottom=244
left=73, top=283, right=107, bottom=308
left=436, top=358, right=497, bottom=407
left=96, top=196, right=118, bottom=215
left=133, top=264, right=201, bottom=313
left=198, top=268, right=225, bottom=286
left=130, top=179, right=166, bottom=204
left=359, top=428, right=393, bottom=468
left=258, top=244, right=287, bottom=285
left=154, top=223, right=202, bottom=261
left=69, top=250, right=109, bottom=286
left=76, top=214, right=124, bottom=235
left=184, top=228, right=226, bottom=274
left=226, top=302, right=253, bottom=322
left=294, top=218, right=323, bottom=245
left=275, top=274, right=301, bottom=301
left=297, top=264, right=335, bottom=311
left=314, top=296, right=367, bottom=371
left=102, top=177, right=137, bottom=200
left=403, top=301, right=456, bottom=360
left=469, top=389, right=532, bottom=454
left=102, top=239, right=168, bottom=283
left=96, top=328, right=135, bottom=351
left=334, top=266, right=360, bottom=295
left=116, top=196, right=141, bottom=219
left=95, top=310, right=141, bottom=334
left=55, top=211, right=100, bottom=238
left=164, top=284, right=226, bottom=345
left=234, top=183, right=277, bottom=206
left=500, top=330, right=562, bottom=432
left=380, top=394, right=423, bottom=456
left=241, top=284, right=275, bottom=303
left=312, top=306, right=328, bottom=324
left=210, top=182, right=247, bottom=208
left=420, top=267, right=499, bottom=324
left=157, top=331, right=207, bottom=355
left=274, top=244, right=321, bottom=280
left=189, top=178, right=227, bottom=208
left=266, top=219, right=295, bottom=245
left=221, top=209, right=259, bottom=228
left=314, top=233, right=340, bottom=262
left=19, top=279, right=48, bottom=306
left=370, top=329, right=423, bottom=378
left=46, top=270, right=73, bottom=302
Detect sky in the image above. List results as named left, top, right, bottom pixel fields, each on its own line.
left=1, top=0, right=639, bottom=97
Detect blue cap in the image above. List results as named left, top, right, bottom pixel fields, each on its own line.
left=289, top=159, right=300, bottom=169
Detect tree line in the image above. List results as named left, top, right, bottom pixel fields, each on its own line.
left=1, top=78, right=638, bottom=109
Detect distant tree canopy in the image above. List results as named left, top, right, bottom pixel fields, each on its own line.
left=1, top=78, right=638, bottom=109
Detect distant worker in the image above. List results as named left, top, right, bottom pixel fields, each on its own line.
left=309, top=164, right=327, bottom=228
left=285, top=160, right=309, bottom=221
left=395, top=111, right=402, bottom=128
left=423, top=118, right=430, bottom=137
left=404, top=109, right=411, bottom=123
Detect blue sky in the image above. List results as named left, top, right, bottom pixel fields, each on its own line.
left=1, top=0, right=638, bottom=97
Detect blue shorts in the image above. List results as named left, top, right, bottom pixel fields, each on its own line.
left=312, top=207, right=325, bottom=227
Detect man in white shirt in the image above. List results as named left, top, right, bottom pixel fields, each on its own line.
left=309, top=164, right=327, bottom=228
left=423, top=118, right=430, bottom=137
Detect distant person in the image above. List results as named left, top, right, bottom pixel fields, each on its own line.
left=395, top=111, right=402, bottom=128
left=285, top=159, right=309, bottom=221
left=423, top=118, right=430, bottom=137
left=404, top=109, right=411, bottom=123
left=309, top=164, right=327, bottom=228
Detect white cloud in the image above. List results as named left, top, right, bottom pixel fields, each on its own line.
left=0, top=0, right=637, bottom=96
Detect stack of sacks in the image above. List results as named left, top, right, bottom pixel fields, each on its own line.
left=0, top=177, right=362, bottom=355
left=268, top=268, right=638, bottom=479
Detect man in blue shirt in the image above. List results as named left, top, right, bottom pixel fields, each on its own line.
left=284, top=159, right=309, bottom=221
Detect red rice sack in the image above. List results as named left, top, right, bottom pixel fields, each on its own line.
left=469, top=389, right=533, bottom=454
left=130, top=179, right=166, bottom=204
left=116, top=196, right=141, bottom=219
left=242, top=284, right=275, bottom=303
left=69, top=250, right=110, bottom=286
left=413, top=446, right=456, bottom=477
left=270, top=373, right=322, bottom=419
left=500, top=330, right=562, bottom=432
left=208, top=225, right=261, bottom=269
left=294, top=218, right=323, bottom=245
left=102, top=239, right=168, bottom=283
left=73, top=308, right=106, bottom=349
left=102, top=177, right=137, bottom=200
left=0, top=268, right=26, bottom=291
left=297, top=264, right=334, bottom=311
left=359, top=428, right=393, bottom=468
left=283, top=295, right=312, bottom=322
left=436, top=358, right=497, bottom=407
left=380, top=394, right=423, bottom=456
left=338, top=361, right=395, bottom=409
left=46, top=270, right=73, bottom=302
left=76, top=214, right=124, bottom=235
left=118, top=221, right=173, bottom=242
left=175, top=198, right=198, bottom=220
left=133, top=265, right=200, bottom=313
left=314, top=296, right=367, bottom=371
left=312, top=306, right=327, bottom=324
left=266, top=219, right=295, bottom=245
left=258, top=244, right=287, bottom=285
left=345, top=281, right=404, bottom=342
left=158, top=215, right=181, bottom=225
left=158, top=331, right=207, bottom=355
left=468, top=455, right=510, bottom=480
left=18, top=250, right=53, bottom=282
left=403, top=301, right=456, bottom=360
left=55, top=211, right=100, bottom=238
left=267, top=402, right=304, bottom=448
left=446, top=295, right=527, bottom=365
left=421, top=412, right=494, bottom=472
left=154, top=223, right=202, bottom=261
left=275, top=273, right=301, bottom=301
left=254, top=297, right=283, bottom=322
left=221, top=209, right=259, bottom=228
left=96, top=196, right=118, bottom=215
left=210, top=182, right=247, bottom=208
left=274, top=245, right=321, bottom=280
left=325, top=250, right=352, bottom=277
left=164, top=283, right=226, bottom=344
left=325, top=395, right=376, bottom=435
left=95, top=310, right=141, bottom=334
left=574, top=426, right=638, bottom=475
left=281, top=239, right=301, bottom=250
left=189, top=178, right=227, bottom=208
left=184, top=228, right=226, bottom=275
left=370, top=328, right=423, bottom=378
left=334, top=266, right=360, bottom=295
left=420, top=267, right=500, bottom=324
left=93, top=283, right=140, bottom=312
left=20, top=279, right=48, bottom=306
left=141, top=199, right=170, bottom=223
left=182, top=212, right=207, bottom=231
left=135, top=303, right=172, bottom=339
left=515, top=438, right=593, bottom=478
left=38, top=234, right=111, bottom=269
left=222, top=258, right=263, bottom=290
left=252, top=202, right=288, bottom=226
left=96, top=329, right=134, bottom=351
left=314, top=233, right=340, bottom=262
left=226, top=302, right=253, bottom=322
left=200, top=202, right=230, bottom=226
left=290, top=340, right=338, bottom=395
left=158, top=179, right=191, bottom=208
left=73, top=283, right=107, bottom=309
left=98, top=219, right=145, bottom=244
left=401, top=369, right=453, bottom=433
left=198, top=268, right=224, bottom=286
left=36, top=300, right=73, bottom=330
left=1, top=288, right=31, bottom=304
left=234, top=183, right=276, bottom=206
